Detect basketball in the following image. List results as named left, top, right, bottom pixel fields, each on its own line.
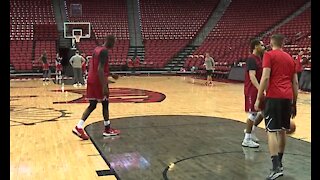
left=287, top=121, right=296, bottom=134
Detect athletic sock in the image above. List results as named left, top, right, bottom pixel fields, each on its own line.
left=278, top=153, right=284, bottom=167
left=271, top=155, right=280, bottom=170
left=104, top=120, right=111, bottom=130
left=77, top=120, right=85, bottom=128
left=244, top=133, right=251, bottom=140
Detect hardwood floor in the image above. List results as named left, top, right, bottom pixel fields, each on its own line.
left=10, top=76, right=311, bottom=180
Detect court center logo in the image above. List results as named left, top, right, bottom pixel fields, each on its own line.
left=52, top=88, right=166, bottom=104
left=10, top=106, right=70, bottom=126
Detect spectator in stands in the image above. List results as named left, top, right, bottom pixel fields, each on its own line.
left=203, top=52, right=215, bottom=85
left=39, top=50, right=50, bottom=84
left=69, top=50, right=85, bottom=87
left=242, top=39, right=265, bottom=148
left=255, top=34, right=298, bottom=180
left=72, top=35, right=120, bottom=140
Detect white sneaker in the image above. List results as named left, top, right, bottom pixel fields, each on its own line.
left=242, top=139, right=259, bottom=148
left=244, top=129, right=259, bottom=142
left=251, top=133, right=259, bottom=143
left=73, top=83, right=77, bottom=87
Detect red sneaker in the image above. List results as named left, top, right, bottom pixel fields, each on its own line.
left=103, top=128, right=121, bottom=136
left=72, top=126, right=89, bottom=140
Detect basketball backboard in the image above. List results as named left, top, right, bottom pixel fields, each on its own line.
left=64, top=22, right=91, bottom=39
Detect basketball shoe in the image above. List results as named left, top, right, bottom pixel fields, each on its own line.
left=242, top=138, right=259, bottom=148
left=266, top=167, right=283, bottom=180
left=72, top=126, right=89, bottom=140
left=244, top=129, right=259, bottom=142
left=103, top=128, right=121, bottom=136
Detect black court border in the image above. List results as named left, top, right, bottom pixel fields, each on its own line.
left=84, top=115, right=311, bottom=180
left=162, top=150, right=311, bottom=180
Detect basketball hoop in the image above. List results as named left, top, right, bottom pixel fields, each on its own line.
left=74, top=35, right=81, bottom=43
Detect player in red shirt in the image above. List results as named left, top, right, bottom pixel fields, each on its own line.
left=255, top=34, right=298, bottom=180
left=72, top=35, right=120, bottom=140
left=242, top=39, right=265, bottom=148
left=295, top=50, right=303, bottom=86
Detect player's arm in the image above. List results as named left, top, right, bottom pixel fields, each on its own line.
left=38, top=55, right=43, bottom=63
left=249, top=70, right=260, bottom=90
left=247, top=58, right=259, bottom=90
left=69, top=56, right=73, bottom=65
left=257, top=68, right=270, bottom=100
left=212, top=59, right=215, bottom=70
left=291, top=73, right=299, bottom=118
left=255, top=53, right=271, bottom=111
left=98, top=49, right=109, bottom=90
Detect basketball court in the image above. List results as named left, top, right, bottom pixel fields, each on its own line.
left=10, top=76, right=311, bottom=180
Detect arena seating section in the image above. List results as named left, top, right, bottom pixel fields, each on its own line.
left=185, top=0, right=309, bottom=77
left=10, top=0, right=310, bottom=73
left=262, top=7, right=311, bottom=58
left=10, top=0, right=58, bottom=71
left=65, top=0, right=129, bottom=68
left=140, top=0, right=219, bottom=69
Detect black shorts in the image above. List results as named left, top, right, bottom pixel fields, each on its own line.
left=206, top=70, right=213, bottom=76
left=264, top=98, right=292, bottom=132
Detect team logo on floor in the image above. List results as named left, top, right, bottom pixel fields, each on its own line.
left=10, top=106, right=70, bottom=126
left=52, top=88, right=166, bottom=104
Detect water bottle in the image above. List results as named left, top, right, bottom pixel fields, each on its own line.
left=61, top=83, right=65, bottom=92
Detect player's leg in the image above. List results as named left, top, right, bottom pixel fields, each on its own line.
left=277, top=99, right=292, bottom=172
left=249, top=111, right=263, bottom=142
left=205, top=71, right=210, bottom=85
left=211, top=70, right=214, bottom=84
left=72, top=68, right=78, bottom=86
left=242, top=95, right=260, bottom=146
left=265, top=98, right=283, bottom=179
left=80, top=68, right=83, bottom=85
left=102, top=100, right=120, bottom=136
left=242, top=112, right=259, bottom=148
left=72, top=100, right=98, bottom=140
left=75, top=68, right=80, bottom=86
left=82, top=70, right=86, bottom=85
left=254, top=111, right=264, bottom=126
left=46, top=68, right=50, bottom=81
left=58, top=70, right=62, bottom=84
left=209, top=70, right=213, bottom=84
left=55, top=69, right=58, bottom=83
left=42, top=69, right=46, bottom=82
left=44, top=70, right=50, bottom=83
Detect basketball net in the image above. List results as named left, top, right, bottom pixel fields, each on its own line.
left=74, top=35, right=81, bottom=43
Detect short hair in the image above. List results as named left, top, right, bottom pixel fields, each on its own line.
left=250, top=38, right=261, bottom=53
left=105, top=35, right=116, bottom=48
left=271, top=34, right=285, bottom=47
left=75, top=50, right=79, bottom=54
